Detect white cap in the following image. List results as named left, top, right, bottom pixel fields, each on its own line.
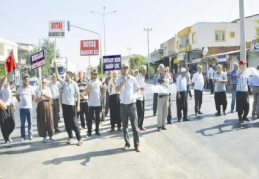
left=181, top=68, right=187, bottom=72
left=122, top=63, right=129, bottom=68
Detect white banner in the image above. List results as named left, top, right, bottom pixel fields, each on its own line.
left=144, top=84, right=176, bottom=94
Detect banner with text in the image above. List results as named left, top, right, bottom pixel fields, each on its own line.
left=80, top=39, right=99, bottom=56
left=103, top=55, right=121, bottom=71
left=48, top=20, right=65, bottom=38
left=30, top=50, right=45, bottom=70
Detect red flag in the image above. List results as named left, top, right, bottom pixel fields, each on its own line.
left=5, top=49, right=16, bottom=73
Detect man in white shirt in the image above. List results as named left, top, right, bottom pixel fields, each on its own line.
left=153, top=68, right=160, bottom=116
left=108, top=70, right=121, bottom=132
left=86, top=69, right=104, bottom=136
left=186, top=67, right=192, bottom=99
left=192, top=65, right=204, bottom=116
left=135, top=65, right=147, bottom=131
left=176, top=68, right=188, bottom=122
left=16, top=75, right=35, bottom=142
left=54, top=62, right=82, bottom=146
left=116, top=63, right=141, bottom=152
left=156, top=67, right=170, bottom=130
left=48, top=74, right=62, bottom=132
left=207, top=65, right=214, bottom=94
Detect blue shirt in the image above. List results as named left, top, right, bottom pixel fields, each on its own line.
left=230, top=70, right=238, bottom=85
left=249, top=75, right=259, bottom=87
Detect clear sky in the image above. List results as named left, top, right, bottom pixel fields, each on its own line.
left=0, top=0, right=258, bottom=71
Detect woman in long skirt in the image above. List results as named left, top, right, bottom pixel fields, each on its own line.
left=34, top=78, right=54, bottom=143
left=0, top=74, right=15, bottom=147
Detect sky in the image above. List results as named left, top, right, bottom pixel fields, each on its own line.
left=0, top=0, right=259, bottom=71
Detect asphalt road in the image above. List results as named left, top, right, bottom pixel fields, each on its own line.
left=1, top=85, right=259, bottom=179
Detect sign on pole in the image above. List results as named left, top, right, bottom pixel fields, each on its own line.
left=30, top=50, right=45, bottom=70
left=252, top=43, right=259, bottom=52
left=103, top=55, right=121, bottom=71
left=48, top=20, right=65, bottom=38
left=80, top=39, right=99, bottom=56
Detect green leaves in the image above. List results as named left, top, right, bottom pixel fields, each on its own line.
left=129, top=55, right=147, bottom=70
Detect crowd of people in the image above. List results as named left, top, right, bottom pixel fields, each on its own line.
left=0, top=60, right=258, bottom=153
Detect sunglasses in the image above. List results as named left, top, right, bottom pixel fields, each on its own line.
left=92, top=74, right=98, bottom=75
left=42, top=82, right=47, bottom=83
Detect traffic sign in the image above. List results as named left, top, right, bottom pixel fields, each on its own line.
left=48, top=20, right=65, bottom=38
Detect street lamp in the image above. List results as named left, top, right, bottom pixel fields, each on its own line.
left=67, top=21, right=103, bottom=74
left=144, top=28, right=152, bottom=80
left=91, top=7, right=116, bottom=55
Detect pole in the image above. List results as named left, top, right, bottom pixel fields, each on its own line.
left=103, top=7, right=106, bottom=55
left=127, top=48, right=132, bottom=57
left=169, top=57, right=172, bottom=72
left=69, top=24, right=103, bottom=74
left=144, top=28, right=152, bottom=80
left=239, top=0, right=246, bottom=61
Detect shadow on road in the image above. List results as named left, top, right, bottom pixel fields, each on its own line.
left=42, top=147, right=131, bottom=166
left=196, top=119, right=259, bottom=136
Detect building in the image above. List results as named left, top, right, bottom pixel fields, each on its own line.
left=174, top=14, right=259, bottom=73
left=17, top=43, right=35, bottom=84
left=0, top=37, right=18, bottom=82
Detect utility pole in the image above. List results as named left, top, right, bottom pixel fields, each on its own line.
left=144, top=28, right=152, bottom=80
left=239, top=0, right=246, bottom=62
left=127, top=48, right=132, bottom=58
left=91, top=7, right=117, bottom=56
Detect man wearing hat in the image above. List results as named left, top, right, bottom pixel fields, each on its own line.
left=176, top=68, right=189, bottom=122
left=135, top=65, right=147, bottom=131
left=236, top=60, right=250, bottom=122
left=116, top=63, right=141, bottom=152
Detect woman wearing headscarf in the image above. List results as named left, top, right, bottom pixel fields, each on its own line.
left=0, top=72, right=15, bottom=147
left=34, top=78, right=54, bottom=142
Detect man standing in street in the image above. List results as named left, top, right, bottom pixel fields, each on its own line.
left=192, top=65, right=204, bottom=116
left=135, top=65, right=147, bottom=131
left=207, top=65, right=214, bottom=94
left=176, top=68, right=189, bottom=122
left=153, top=67, right=160, bottom=116
left=108, top=70, right=121, bottom=132
left=116, top=63, right=141, bottom=152
left=186, top=67, right=192, bottom=99
left=77, top=71, right=89, bottom=130
left=54, top=62, right=82, bottom=146
left=236, top=60, right=250, bottom=122
left=249, top=64, right=259, bottom=119
left=48, top=74, right=62, bottom=133
left=229, top=62, right=239, bottom=113
left=86, top=69, right=104, bottom=136
left=16, top=75, right=34, bottom=142
left=156, top=67, right=170, bottom=130
left=213, top=64, right=228, bottom=116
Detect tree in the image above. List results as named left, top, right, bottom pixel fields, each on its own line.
left=24, top=38, right=60, bottom=77
left=256, top=19, right=259, bottom=42
left=129, top=55, right=147, bottom=70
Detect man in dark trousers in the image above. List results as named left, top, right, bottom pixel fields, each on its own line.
left=236, top=60, right=250, bottom=122
left=77, top=71, right=89, bottom=130
left=176, top=68, right=189, bottom=122
left=153, top=68, right=160, bottom=116
left=54, top=62, right=82, bottom=146
left=116, top=63, right=141, bottom=152
left=135, top=65, right=147, bottom=131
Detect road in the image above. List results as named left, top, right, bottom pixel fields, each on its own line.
left=1, top=85, right=259, bottom=179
